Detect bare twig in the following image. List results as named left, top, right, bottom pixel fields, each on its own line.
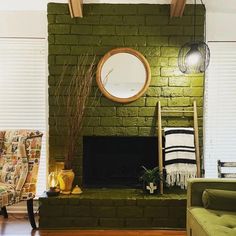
left=54, top=55, right=96, bottom=170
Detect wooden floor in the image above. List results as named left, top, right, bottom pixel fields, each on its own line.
left=0, top=214, right=187, bottom=236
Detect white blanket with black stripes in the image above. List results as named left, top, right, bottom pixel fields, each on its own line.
left=164, top=127, right=197, bottom=189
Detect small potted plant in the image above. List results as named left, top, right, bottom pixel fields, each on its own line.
left=140, top=166, right=163, bottom=194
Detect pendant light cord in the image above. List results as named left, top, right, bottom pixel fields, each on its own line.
left=193, top=0, right=196, bottom=41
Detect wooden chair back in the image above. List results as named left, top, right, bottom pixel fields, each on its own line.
left=218, top=160, right=236, bottom=178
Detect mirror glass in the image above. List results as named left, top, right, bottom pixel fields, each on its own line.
left=96, top=48, right=151, bottom=103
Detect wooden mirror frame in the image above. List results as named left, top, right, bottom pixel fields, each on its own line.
left=96, top=48, right=151, bottom=103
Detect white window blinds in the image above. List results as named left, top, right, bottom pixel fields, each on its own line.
left=204, top=41, right=236, bottom=177
left=0, top=38, right=47, bottom=196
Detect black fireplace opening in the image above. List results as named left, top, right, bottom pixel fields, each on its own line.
left=83, top=136, right=158, bottom=188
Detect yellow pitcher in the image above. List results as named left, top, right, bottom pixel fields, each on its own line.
left=57, top=169, right=75, bottom=194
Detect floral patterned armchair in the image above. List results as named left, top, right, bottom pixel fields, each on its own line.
left=0, top=130, right=43, bottom=229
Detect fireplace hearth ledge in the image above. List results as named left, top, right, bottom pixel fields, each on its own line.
left=39, top=188, right=186, bottom=229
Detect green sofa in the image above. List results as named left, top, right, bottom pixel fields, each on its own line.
left=187, top=178, right=236, bottom=236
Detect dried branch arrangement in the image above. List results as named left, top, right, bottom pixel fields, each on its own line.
left=54, top=55, right=96, bottom=170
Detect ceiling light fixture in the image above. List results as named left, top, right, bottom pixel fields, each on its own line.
left=178, top=0, right=210, bottom=74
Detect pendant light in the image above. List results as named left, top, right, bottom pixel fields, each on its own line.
left=178, top=0, right=210, bottom=74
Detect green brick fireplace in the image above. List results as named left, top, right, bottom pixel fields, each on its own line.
left=39, top=189, right=186, bottom=229
left=45, top=2, right=205, bottom=229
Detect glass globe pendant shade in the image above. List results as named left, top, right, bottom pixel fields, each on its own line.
left=178, top=41, right=210, bottom=74
left=185, top=45, right=202, bottom=67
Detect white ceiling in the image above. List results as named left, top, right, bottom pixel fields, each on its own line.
left=0, top=0, right=235, bottom=13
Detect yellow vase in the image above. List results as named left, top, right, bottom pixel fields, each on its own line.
left=58, top=169, right=75, bottom=194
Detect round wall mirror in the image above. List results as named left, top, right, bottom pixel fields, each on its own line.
left=96, top=48, right=151, bottom=103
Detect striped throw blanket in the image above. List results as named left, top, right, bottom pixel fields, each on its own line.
left=164, top=127, right=197, bottom=189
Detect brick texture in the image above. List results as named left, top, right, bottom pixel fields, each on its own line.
left=39, top=192, right=186, bottom=229
left=48, top=3, right=205, bottom=179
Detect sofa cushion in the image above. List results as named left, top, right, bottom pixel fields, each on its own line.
left=189, top=207, right=236, bottom=236
left=202, top=189, right=236, bottom=211
left=0, top=182, right=19, bottom=208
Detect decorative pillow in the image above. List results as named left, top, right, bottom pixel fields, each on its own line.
left=202, top=189, right=236, bottom=211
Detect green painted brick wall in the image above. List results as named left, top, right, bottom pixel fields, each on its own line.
left=48, top=3, right=205, bottom=181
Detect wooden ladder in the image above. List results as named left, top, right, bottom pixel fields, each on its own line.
left=157, top=101, right=201, bottom=194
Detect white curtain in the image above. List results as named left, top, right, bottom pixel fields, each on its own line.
left=204, top=41, right=236, bottom=177
left=0, top=37, right=48, bottom=196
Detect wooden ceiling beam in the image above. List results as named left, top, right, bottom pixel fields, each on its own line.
left=170, top=0, right=186, bottom=18
left=68, top=0, right=83, bottom=18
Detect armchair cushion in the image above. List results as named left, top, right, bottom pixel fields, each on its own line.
left=202, top=189, right=236, bottom=212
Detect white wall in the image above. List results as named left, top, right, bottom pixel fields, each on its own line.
left=205, top=0, right=236, bottom=41
left=0, top=0, right=168, bottom=11
left=0, top=0, right=196, bottom=11
left=0, top=0, right=47, bottom=11
left=0, top=11, right=46, bottom=38
left=206, top=12, right=236, bottom=41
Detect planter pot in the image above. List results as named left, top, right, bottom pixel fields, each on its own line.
left=58, top=169, right=75, bottom=194
left=144, top=182, right=157, bottom=194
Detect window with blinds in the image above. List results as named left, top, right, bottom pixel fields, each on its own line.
left=0, top=38, right=47, bottom=196
left=204, top=41, right=236, bottom=177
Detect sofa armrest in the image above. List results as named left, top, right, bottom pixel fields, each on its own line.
left=187, top=178, right=236, bottom=208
